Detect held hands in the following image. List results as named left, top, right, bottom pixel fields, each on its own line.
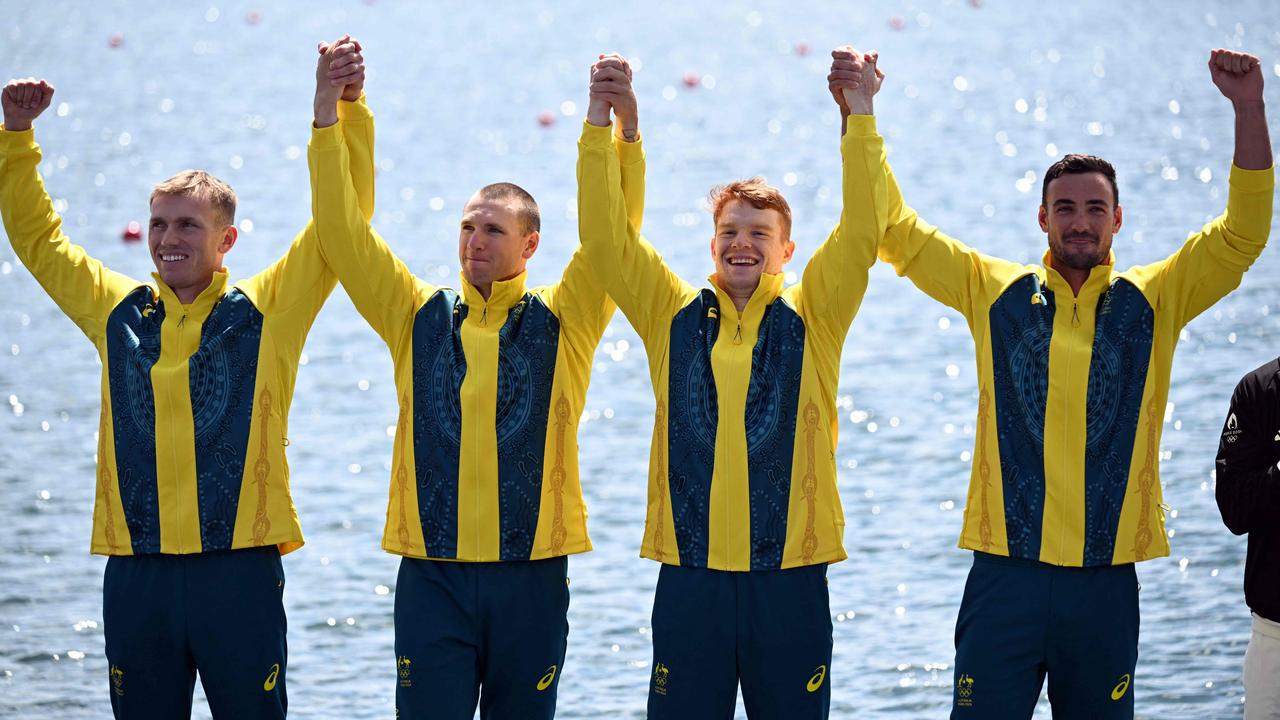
left=2, top=78, right=55, bottom=132
left=314, top=35, right=365, bottom=128
left=828, top=46, right=883, bottom=116
left=587, top=53, right=638, bottom=139
left=1209, top=48, right=1264, bottom=106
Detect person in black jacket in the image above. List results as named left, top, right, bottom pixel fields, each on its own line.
left=1216, top=357, right=1280, bottom=719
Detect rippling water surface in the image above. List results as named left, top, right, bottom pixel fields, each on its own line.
left=3, top=2, right=1280, bottom=717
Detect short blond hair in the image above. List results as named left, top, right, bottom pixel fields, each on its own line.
left=150, top=170, right=237, bottom=227
left=708, top=177, right=792, bottom=240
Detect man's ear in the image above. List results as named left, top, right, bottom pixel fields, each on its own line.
left=523, top=230, right=540, bottom=260
left=1038, top=204, right=1049, bottom=233
left=218, top=224, right=238, bottom=254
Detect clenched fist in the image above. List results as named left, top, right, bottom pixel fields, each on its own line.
left=2, top=78, right=55, bottom=132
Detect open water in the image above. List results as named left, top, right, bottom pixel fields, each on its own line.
left=2, top=1, right=1280, bottom=717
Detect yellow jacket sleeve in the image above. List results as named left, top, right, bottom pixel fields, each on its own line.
left=0, top=127, right=141, bottom=339
left=1141, top=163, right=1274, bottom=325
left=238, top=96, right=378, bottom=332
left=793, top=115, right=887, bottom=339
left=548, top=130, right=645, bottom=352
left=577, top=121, right=692, bottom=345
left=878, top=153, right=1015, bottom=323
left=309, top=103, right=428, bottom=353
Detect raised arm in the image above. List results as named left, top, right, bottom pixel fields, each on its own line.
left=792, top=47, right=887, bottom=336
left=1149, top=48, right=1274, bottom=325
left=1215, top=368, right=1280, bottom=535
left=0, top=79, right=138, bottom=338
left=241, top=38, right=384, bottom=340
left=846, top=59, right=1004, bottom=321
left=309, top=39, right=424, bottom=352
left=550, top=53, right=649, bottom=346
left=578, top=53, right=691, bottom=345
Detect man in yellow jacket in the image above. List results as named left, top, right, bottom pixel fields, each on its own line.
left=577, top=49, right=887, bottom=719
left=851, top=48, right=1274, bottom=719
left=0, top=39, right=371, bottom=719
left=307, top=57, right=645, bottom=720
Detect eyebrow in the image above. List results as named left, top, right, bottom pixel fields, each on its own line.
left=719, top=221, right=775, bottom=231
left=1051, top=199, right=1109, bottom=208
left=151, top=215, right=205, bottom=223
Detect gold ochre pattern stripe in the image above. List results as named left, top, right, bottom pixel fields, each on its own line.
left=251, top=389, right=273, bottom=545
left=976, top=387, right=993, bottom=551
left=1133, top=397, right=1159, bottom=560
left=652, top=399, right=668, bottom=563
left=395, top=395, right=412, bottom=554
left=801, top=400, right=820, bottom=564
left=549, top=394, right=569, bottom=555
left=98, top=410, right=119, bottom=554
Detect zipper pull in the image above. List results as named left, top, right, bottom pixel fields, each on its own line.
left=480, top=305, right=488, bottom=327
left=1071, top=302, right=1080, bottom=328
left=733, top=322, right=743, bottom=345
left=178, top=313, right=188, bottom=328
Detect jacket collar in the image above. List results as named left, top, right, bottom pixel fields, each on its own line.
left=709, top=271, right=784, bottom=321
left=152, top=269, right=229, bottom=317
left=1042, top=249, right=1114, bottom=299
left=460, top=271, right=528, bottom=312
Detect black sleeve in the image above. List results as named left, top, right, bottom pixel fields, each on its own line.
left=1215, top=370, right=1280, bottom=535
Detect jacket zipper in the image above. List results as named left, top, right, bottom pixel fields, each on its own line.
left=169, top=311, right=189, bottom=551
left=1060, top=299, right=1079, bottom=560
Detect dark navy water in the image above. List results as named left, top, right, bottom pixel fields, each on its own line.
left=2, top=1, right=1279, bottom=717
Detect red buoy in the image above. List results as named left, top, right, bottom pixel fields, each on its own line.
left=122, top=221, right=142, bottom=242
left=682, top=72, right=701, bottom=89
left=245, top=11, right=262, bottom=25
left=889, top=16, right=907, bottom=31
left=537, top=112, right=555, bottom=127
left=795, top=42, right=811, bottom=57
left=108, top=33, right=125, bottom=48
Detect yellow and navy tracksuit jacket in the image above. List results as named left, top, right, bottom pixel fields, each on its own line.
left=577, top=115, right=889, bottom=572
left=0, top=97, right=376, bottom=556
left=307, top=113, right=643, bottom=562
left=875, top=142, right=1274, bottom=567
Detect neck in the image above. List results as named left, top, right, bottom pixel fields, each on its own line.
left=1048, top=255, right=1090, bottom=296
left=172, top=276, right=214, bottom=305
left=467, top=268, right=526, bottom=303
left=716, top=278, right=756, bottom=313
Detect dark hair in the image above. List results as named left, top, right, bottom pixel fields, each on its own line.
left=1041, top=154, right=1118, bottom=206
left=476, top=182, right=540, bottom=234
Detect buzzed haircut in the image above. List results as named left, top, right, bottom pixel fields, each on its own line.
left=708, top=177, right=793, bottom=239
left=1042, top=154, right=1118, bottom=206
left=477, top=182, right=541, bottom=234
left=150, top=170, right=237, bottom=227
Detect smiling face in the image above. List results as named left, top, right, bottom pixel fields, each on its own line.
left=710, top=199, right=795, bottom=301
left=457, top=194, right=539, bottom=291
left=147, top=193, right=236, bottom=302
left=1039, top=171, right=1122, bottom=274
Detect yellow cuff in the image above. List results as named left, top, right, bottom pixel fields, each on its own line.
left=337, top=93, right=372, bottom=122
left=579, top=120, right=614, bottom=148
left=309, top=121, right=343, bottom=150
left=1230, top=163, right=1276, bottom=192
